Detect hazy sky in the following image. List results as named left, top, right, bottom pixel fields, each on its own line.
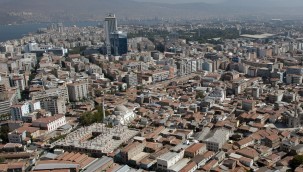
left=133, top=0, right=227, bottom=3
left=133, top=0, right=303, bottom=6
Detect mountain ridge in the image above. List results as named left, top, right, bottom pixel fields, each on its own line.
left=0, top=0, right=302, bottom=24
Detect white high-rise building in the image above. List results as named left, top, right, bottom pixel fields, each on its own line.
left=104, top=14, right=117, bottom=57
left=67, top=81, right=89, bottom=102
left=10, top=100, right=41, bottom=120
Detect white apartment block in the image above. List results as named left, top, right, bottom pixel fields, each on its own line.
left=67, top=81, right=88, bottom=102
left=157, top=150, right=184, bottom=171
left=10, top=101, right=41, bottom=120
left=30, top=86, right=69, bottom=103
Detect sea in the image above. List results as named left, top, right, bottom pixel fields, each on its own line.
left=0, top=21, right=101, bottom=42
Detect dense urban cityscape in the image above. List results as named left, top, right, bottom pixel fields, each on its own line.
left=2, top=3, right=303, bottom=172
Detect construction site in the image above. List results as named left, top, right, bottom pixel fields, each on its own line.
left=52, top=123, right=139, bottom=156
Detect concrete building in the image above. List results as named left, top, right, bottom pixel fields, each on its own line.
left=0, top=92, right=18, bottom=115
left=10, top=74, right=26, bottom=91
left=33, top=163, right=79, bottom=172
left=252, top=87, right=260, bottom=99
left=242, top=100, right=255, bottom=111
left=184, top=143, right=207, bottom=158
left=10, top=103, right=30, bottom=120
left=40, top=96, right=66, bottom=115
left=157, top=151, right=184, bottom=171
left=168, top=158, right=191, bottom=172
left=125, top=73, right=138, bottom=87
left=202, top=60, right=213, bottom=72
left=203, top=129, right=231, bottom=152
left=176, top=59, right=192, bottom=77
left=32, top=114, right=66, bottom=132
left=286, top=66, right=303, bottom=75
left=104, top=13, right=117, bottom=56
left=10, top=101, right=41, bottom=120
left=0, top=76, right=9, bottom=93
left=286, top=74, right=303, bottom=84
left=8, top=130, right=26, bottom=144
left=268, top=91, right=284, bottom=103
left=67, top=81, right=89, bottom=102
left=148, top=70, right=170, bottom=83
left=30, top=86, right=69, bottom=103
left=121, top=141, right=146, bottom=163
left=284, top=102, right=303, bottom=128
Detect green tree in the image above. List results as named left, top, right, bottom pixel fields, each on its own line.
left=290, top=155, right=303, bottom=170
left=196, top=92, right=205, bottom=99
left=0, top=157, right=6, bottom=163
left=79, top=106, right=107, bottom=126
left=0, top=126, right=9, bottom=143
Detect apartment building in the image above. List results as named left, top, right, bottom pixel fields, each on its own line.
left=67, top=81, right=89, bottom=102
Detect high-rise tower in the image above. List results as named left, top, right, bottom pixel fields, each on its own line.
left=110, top=31, right=127, bottom=56
left=104, top=14, right=117, bottom=57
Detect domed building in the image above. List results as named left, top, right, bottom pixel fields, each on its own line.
left=104, top=105, right=136, bottom=126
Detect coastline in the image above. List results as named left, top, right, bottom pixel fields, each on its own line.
left=0, top=21, right=101, bottom=42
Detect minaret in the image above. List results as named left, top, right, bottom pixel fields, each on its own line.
left=295, top=92, right=299, bottom=117
left=102, top=98, right=106, bottom=123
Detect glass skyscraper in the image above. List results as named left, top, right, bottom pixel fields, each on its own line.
left=110, top=31, right=128, bottom=56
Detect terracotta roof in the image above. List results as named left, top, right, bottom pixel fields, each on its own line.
left=266, top=134, right=279, bottom=141
left=236, top=137, right=254, bottom=147
left=185, top=143, right=206, bottom=154
left=33, top=114, right=64, bottom=124
left=236, top=147, right=259, bottom=159
left=180, top=161, right=197, bottom=172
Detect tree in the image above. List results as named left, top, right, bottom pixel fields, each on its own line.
left=0, top=126, right=9, bottom=143
left=0, top=157, right=5, bottom=163
left=79, top=106, right=107, bottom=126
left=290, top=155, right=303, bottom=170
left=196, top=92, right=205, bottom=99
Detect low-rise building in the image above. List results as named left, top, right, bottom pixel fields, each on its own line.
left=121, top=141, right=146, bottom=163
left=32, top=114, right=66, bottom=132
left=203, top=129, right=231, bottom=152
left=157, top=150, right=184, bottom=171
left=184, top=143, right=207, bottom=158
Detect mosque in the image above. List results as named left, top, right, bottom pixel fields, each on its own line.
left=104, top=105, right=136, bottom=126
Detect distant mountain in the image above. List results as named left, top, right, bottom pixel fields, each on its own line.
left=0, top=0, right=302, bottom=24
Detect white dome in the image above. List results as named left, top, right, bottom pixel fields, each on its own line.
left=114, top=105, right=129, bottom=113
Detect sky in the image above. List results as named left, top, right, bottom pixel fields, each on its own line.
left=133, top=0, right=227, bottom=3
left=133, top=0, right=303, bottom=6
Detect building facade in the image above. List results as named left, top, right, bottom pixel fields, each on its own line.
left=40, top=96, right=66, bottom=115
left=67, top=81, right=89, bottom=102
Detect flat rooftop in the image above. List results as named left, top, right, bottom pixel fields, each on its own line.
left=52, top=123, right=139, bottom=154
left=168, top=158, right=190, bottom=171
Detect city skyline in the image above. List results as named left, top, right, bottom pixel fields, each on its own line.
left=2, top=1, right=303, bottom=171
